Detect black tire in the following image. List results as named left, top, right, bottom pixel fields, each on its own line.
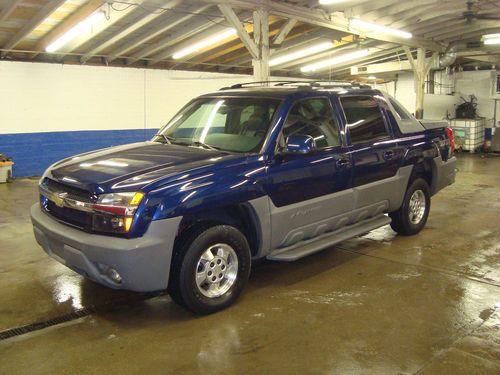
left=168, top=224, right=251, bottom=314
left=389, top=178, right=430, bottom=236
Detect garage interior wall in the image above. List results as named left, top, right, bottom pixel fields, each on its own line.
left=383, top=72, right=460, bottom=120
left=455, top=70, right=499, bottom=124
left=1, top=61, right=497, bottom=177
left=0, top=61, right=250, bottom=177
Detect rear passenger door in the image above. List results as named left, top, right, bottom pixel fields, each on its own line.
left=340, top=95, right=400, bottom=187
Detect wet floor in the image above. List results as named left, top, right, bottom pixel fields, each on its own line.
left=0, top=153, right=499, bottom=374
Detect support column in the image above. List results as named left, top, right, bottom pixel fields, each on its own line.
left=218, top=4, right=269, bottom=82
left=404, top=47, right=438, bottom=120
left=415, top=48, right=426, bottom=119
left=252, top=9, right=270, bottom=82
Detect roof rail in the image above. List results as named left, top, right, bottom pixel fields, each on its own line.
left=219, top=80, right=371, bottom=90
left=219, top=81, right=304, bottom=90
left=309, top=80, right=372, bottom=89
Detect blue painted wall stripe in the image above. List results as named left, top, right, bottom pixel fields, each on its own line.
left=0, top=128, right=157, bottom=177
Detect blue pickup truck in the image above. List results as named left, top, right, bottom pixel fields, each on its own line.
left=31, top=81, right=456, bottom=314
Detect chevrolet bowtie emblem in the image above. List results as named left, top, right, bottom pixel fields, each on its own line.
left=53, top=192, right=68, bottom=207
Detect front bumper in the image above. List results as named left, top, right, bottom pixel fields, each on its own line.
left=31, top=203, right=182, bottom=292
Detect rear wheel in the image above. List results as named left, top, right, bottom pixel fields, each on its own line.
left=168, top=224, right=251, bottom=314
left=390, top=178, right=430, bottom=235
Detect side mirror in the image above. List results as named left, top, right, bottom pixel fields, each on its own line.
left=284, top=135, right=316, bottom=154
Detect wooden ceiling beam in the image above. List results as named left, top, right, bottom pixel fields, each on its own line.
left=28, top=0, right=105, bottom=59
left=80, top=0, right=182, bottom=63
left=1, top=0, right=65, bottom=58
left=110, top=5, right=212, bottom=64
left=199, top=0, right=446, bottom=52
left=0, top=0, right=22, bottom=23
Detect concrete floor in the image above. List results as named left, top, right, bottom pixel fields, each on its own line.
left=0, top=154, right=499, bottom=375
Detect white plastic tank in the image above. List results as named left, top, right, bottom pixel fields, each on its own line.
left=0, top=161, right=13, bottom=183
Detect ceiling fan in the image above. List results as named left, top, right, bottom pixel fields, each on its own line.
left=461, top=1, right=500, bottom=23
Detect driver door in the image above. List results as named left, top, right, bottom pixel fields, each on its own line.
left=265, top=97, right=354, bottom=249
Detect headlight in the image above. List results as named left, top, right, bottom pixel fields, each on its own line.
left=92, top=192, right=144, bottom=234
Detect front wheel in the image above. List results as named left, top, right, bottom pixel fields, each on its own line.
left=168, top=225, right=251, bottom=314
left=390, top=178, right=430, bottom=235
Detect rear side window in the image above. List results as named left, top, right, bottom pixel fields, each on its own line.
left=341, top=96, right=389, bottom=144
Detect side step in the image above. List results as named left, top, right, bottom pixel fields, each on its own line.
left=267, top=214, right=391, bottom=262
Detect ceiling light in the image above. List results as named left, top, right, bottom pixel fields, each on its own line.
left=367, top=75, right=376, bottom=80
left=482, top=33, right=500, bottom=39
left=46, top=11, right=105, bottom=53
left=482, top=34, right=500, bottom=45
left=301, top=49, right=369, bottom=73
left=319, top=0, right=350, bottom=4
left=350, top=18, right=412, bottom=39
left=172, top=28, right=236, bottom=59
left=484, top=38, right=500, bottom=45
left=269, top=42, right=334, bottom=67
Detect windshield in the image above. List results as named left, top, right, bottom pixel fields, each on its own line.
left=153, top=97, right=281, bottom=153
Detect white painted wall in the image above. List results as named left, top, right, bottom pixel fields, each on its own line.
left=383, top=72, right=459, bottom=120
left=455, top=70, right=498, bottom=126
left=2, top=61, right=496, bottom=136
left=0, top=61, right=250, bottom=134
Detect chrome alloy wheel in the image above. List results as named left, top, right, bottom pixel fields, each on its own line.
left=195, top=243, right=238, bottom=298
left=408, top=189, right=426, bottom=225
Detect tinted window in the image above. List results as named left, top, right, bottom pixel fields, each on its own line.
left=282, top=98, right=340, bottom=148
left=341, top=96, right=389, bottom=144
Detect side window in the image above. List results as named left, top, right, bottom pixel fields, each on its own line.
left=389, top=97, right=411, bottom=120
left=239, top=104, right=277, bottom=136
left=282, top=98, right=341, bottom=148
left=340, top=96, right=390, bottom=144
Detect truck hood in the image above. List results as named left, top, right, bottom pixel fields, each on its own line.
left=48, top=142, right=234, bottom=193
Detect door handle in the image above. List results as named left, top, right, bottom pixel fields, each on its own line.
left=336, top=158, right=351, bottom=168
left=383, top=151, right=394, bottom=160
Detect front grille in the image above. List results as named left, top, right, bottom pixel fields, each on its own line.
left=45, top=200, right=92, bottom=230
left=41, top=179, right=94, bottom=231
left=46, top=179, right=94, bottom=203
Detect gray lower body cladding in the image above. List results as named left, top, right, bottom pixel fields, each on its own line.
left=266, top=166, right=413, bottom=251
left=31, top=203, right=182, bottom=292
left=431, top=156, right=456, bottom=196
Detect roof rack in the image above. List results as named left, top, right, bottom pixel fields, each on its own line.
left=219, top=80, right=371, bottom=90
left=219, top=81, right=304, bottom=90
left=309, top=80, right=372, bottom=89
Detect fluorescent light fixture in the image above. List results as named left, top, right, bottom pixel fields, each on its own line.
left=482, top=33, right=500, bottom=45
left=172, top=29, right=237, bottom=59
left=350, top=18, right=412, bottom=39
left=484, top=38, right=500, bottom=45
left=301, top=49, right=369, bottom=73
left=319, top=0, right=350, bottom=4
left=269, top=41, right=334, bottom=67
left=46, top=11, right=105, bottom=53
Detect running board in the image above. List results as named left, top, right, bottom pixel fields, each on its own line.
left=267, top=215, right=391, bottom=262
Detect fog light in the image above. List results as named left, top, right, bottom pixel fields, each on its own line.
left=107, top=267, right=122, bottom=284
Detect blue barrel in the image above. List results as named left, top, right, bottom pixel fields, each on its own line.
left=485, top=128, right=492, bottom=140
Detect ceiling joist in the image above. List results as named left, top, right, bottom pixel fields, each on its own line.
left=201, top=0, right=446, bottom=52
left=218, top=4, right=259, bottom=59
left=0, top=0, right=66, bottom=58
left=0, top=0, right=22, bottom=23
left=29, top=0, right=105, bottom=59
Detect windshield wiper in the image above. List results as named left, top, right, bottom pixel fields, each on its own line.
left=190, top=141, right=221, bottom=151
left=154, top=134, right=176, bottom=144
